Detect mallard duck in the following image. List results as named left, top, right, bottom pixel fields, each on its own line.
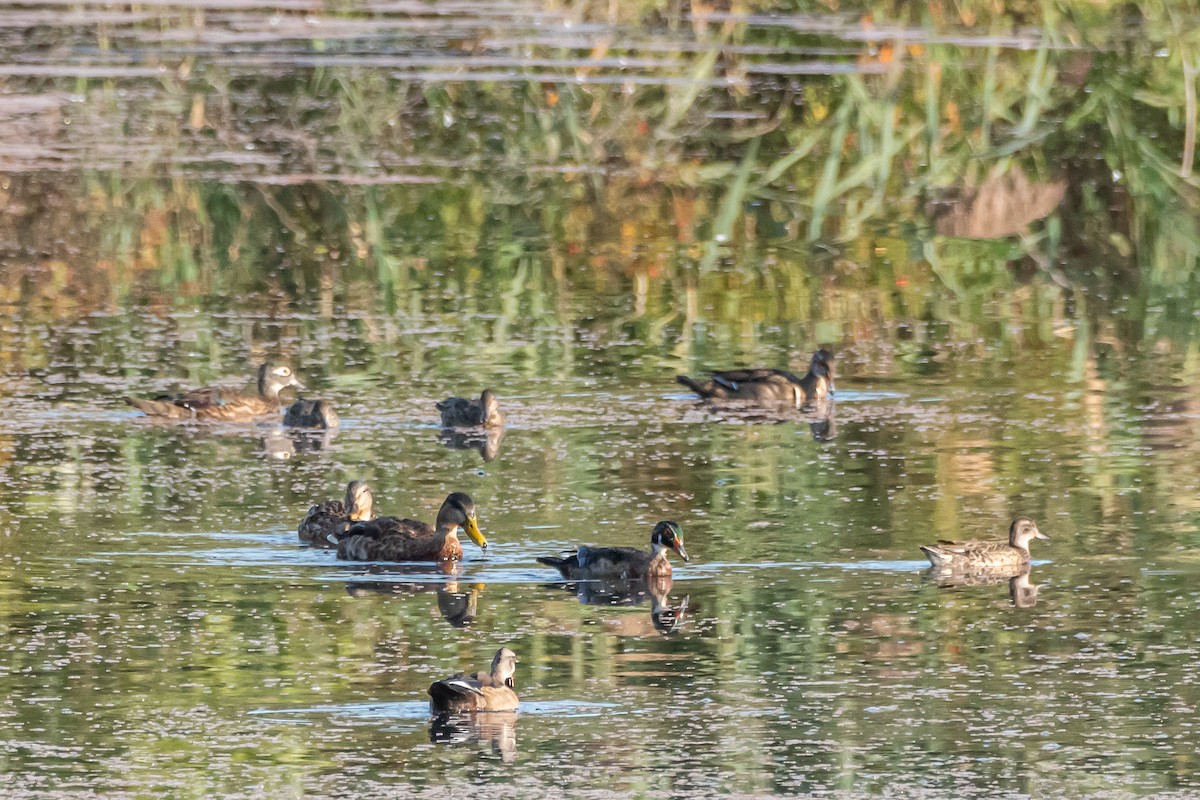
left=283, top=398, right=340, bottom=429
left=331, top=492, right=487, bottom=562
left=537, top=520, right=689, bottom=580
left=919, top=517, right=1048, bottom=573
left=127, top=363, right=303, bottom=422
left=428, top=648, right=519, bottom=714
left=298, top=480, right=375, bottom=547
left=437, top=389, right=504, bottom=429
left=676, top=349, right=833, bottom=407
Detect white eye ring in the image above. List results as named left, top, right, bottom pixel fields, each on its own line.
left=279, top=368, right=291, bottom=375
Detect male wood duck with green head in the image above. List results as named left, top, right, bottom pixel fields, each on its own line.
left=330, top=492, right=487, bottom=562
left=298, top=480, right=375, bottom=547
left=127, top=363, right=303, bottom=422
left=920, top=517, right=1048, bottom=573
left=676, top=349, right=833, bottom=407
left=428, top=647, right=519, bottom=714
left=537, top=521, right=689, bottom=580
left=284, top=398, right=340, bottom=429
left=437, top=389, right=504, bottom=429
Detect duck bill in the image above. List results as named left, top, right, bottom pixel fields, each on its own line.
left=462, top=517, right=488, bottom=550
left=674, top=541, right=690, bottom=562
left=290, top=378, right=306, bottom=391
left=1035, top=530, right=1050, bottom=541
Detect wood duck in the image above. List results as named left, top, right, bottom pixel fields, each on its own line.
left=283, top=398, right=340, bottom=429
left=127, top=363, right=303, bottom=421
left=919, top=517, right=1048, bottom=573
left=331, top=492, right=487, bottom=562
left=298, top=480, right=375, bottom=547
left=676, top=349, right=833, bottom=407
left=437, top=389, right=504, bottom=429
left=537, top=521, right=689, bottom=580
left=428, top=648, right=519, bottom=714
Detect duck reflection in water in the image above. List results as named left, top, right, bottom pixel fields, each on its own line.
left=924, top=566, right=1041, bottom=609
left=429, top=711, right=517, bottom=764
left=544, top=575, right=690, bottom=635
left=438, top=425, right=505, bottom=462
left=258, top=427, right=339, bottom=460
left=343, top=562, right=484, bottom=626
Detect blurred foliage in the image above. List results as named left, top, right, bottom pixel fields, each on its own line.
left=0, top=0, right=1199, bottom=342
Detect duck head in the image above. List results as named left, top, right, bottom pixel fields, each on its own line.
left=258, top=363, right=305, bottom=399
left=490, top=647, right=519, bottom=688
left=810, top=349, right=835, bottom=395
left=1009, top=517, right=1048, bottom=550
left=345, top=480, right=375, bottom=522
left=438, top=492, right=488, bottom=550
left=650, top=520, right=689, bottom=562
left=480, top=389, right=501, bottom=425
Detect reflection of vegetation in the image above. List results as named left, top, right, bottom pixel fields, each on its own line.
left=3, top=4, right=1200, bottom=793
left=2, top=1, right=1200, bottom=346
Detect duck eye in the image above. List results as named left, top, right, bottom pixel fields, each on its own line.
left=279, top=368, right=290, bottom=375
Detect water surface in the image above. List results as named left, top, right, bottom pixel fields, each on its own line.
left=2, top=1, right=1200, bottom=798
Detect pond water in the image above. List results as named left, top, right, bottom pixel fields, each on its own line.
left=3, top=1, right=1200, bottom=798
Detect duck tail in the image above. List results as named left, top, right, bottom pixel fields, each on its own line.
left=536, top=556, right=566, bottom=569
left=919, top=545, right=949, bottom=568
left=126, top=396, right=189, bottom=419
left=675, top=375, right=709, bottom=396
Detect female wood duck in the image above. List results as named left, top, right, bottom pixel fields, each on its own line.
left=284, top=398, right=340, bottom=429
left=127, top=363, right=303, bottom=422
left=437, top=389, right=504, bottom=429
left=330, top=492, right=487, bottom=562
left=298, top=480, right=375, bottom=547
left=919, top=517, right=1048, bottom=573
left=537, top=521, right=689, bottom=580
left=676, top=349, right=833, bottom=407
left=428, top=648, right=519, bottom=714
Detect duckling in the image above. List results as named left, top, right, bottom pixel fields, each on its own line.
left=919, top=517, right=1048, bottom=573
left=331, top=492, right=487, bottom=562
left=298, top=480, right=375, bottom=547
left=537, top=520, right=689, bottom=580
left=437, top=389, right=504, bottom=429
left=676, top=349, right=833, bottom=407
left=283, top=398, right=340, bottom=429
left=127, top=363, right=303, bottom=422
left=428, top=648, right=519, bottom=714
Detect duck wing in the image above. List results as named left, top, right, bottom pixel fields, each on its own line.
left=437, top=397, right=484, bottom=427
left=298, top=499, right=347, bottom=546
left=709, top=368, right=799, bottom=389
left=344, top=517, right=435, bottom=541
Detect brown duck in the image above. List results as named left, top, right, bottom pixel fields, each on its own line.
left=437, top=389, right=504, bottom=429
left=127, top=363, right=303, bottom=422
left=284, top=398, right=340, bottom=429
left=297, top=480, right=375, bottom=547
left=676, top=349, right=833, bottom=407
left=428, top=647, right=519, bottom=714
left=537, top=521, right=689, bottom=580
left=332, top=492, right=487, bottom=562
left=920, top=517, right=1048, bottom=573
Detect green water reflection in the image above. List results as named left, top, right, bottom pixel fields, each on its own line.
left=2, top=0, right=1200, bottom=797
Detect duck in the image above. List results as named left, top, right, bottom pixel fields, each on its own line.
left=283, top=398, right=340, bottom=429
left=676, top=349, right=833, bottom=407
left=331, top=492, right=487, bottom=562
left=437, top=389, right=504, bottom=429
left=919, top=517, right=1048, bottom=573
left=298, top=480, right=375, bottom=547
left=537, top=520, right=689, bottom=580
left=428, top=647, right=519, bottom=714
left=127, top=363, right=303, bottom=422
